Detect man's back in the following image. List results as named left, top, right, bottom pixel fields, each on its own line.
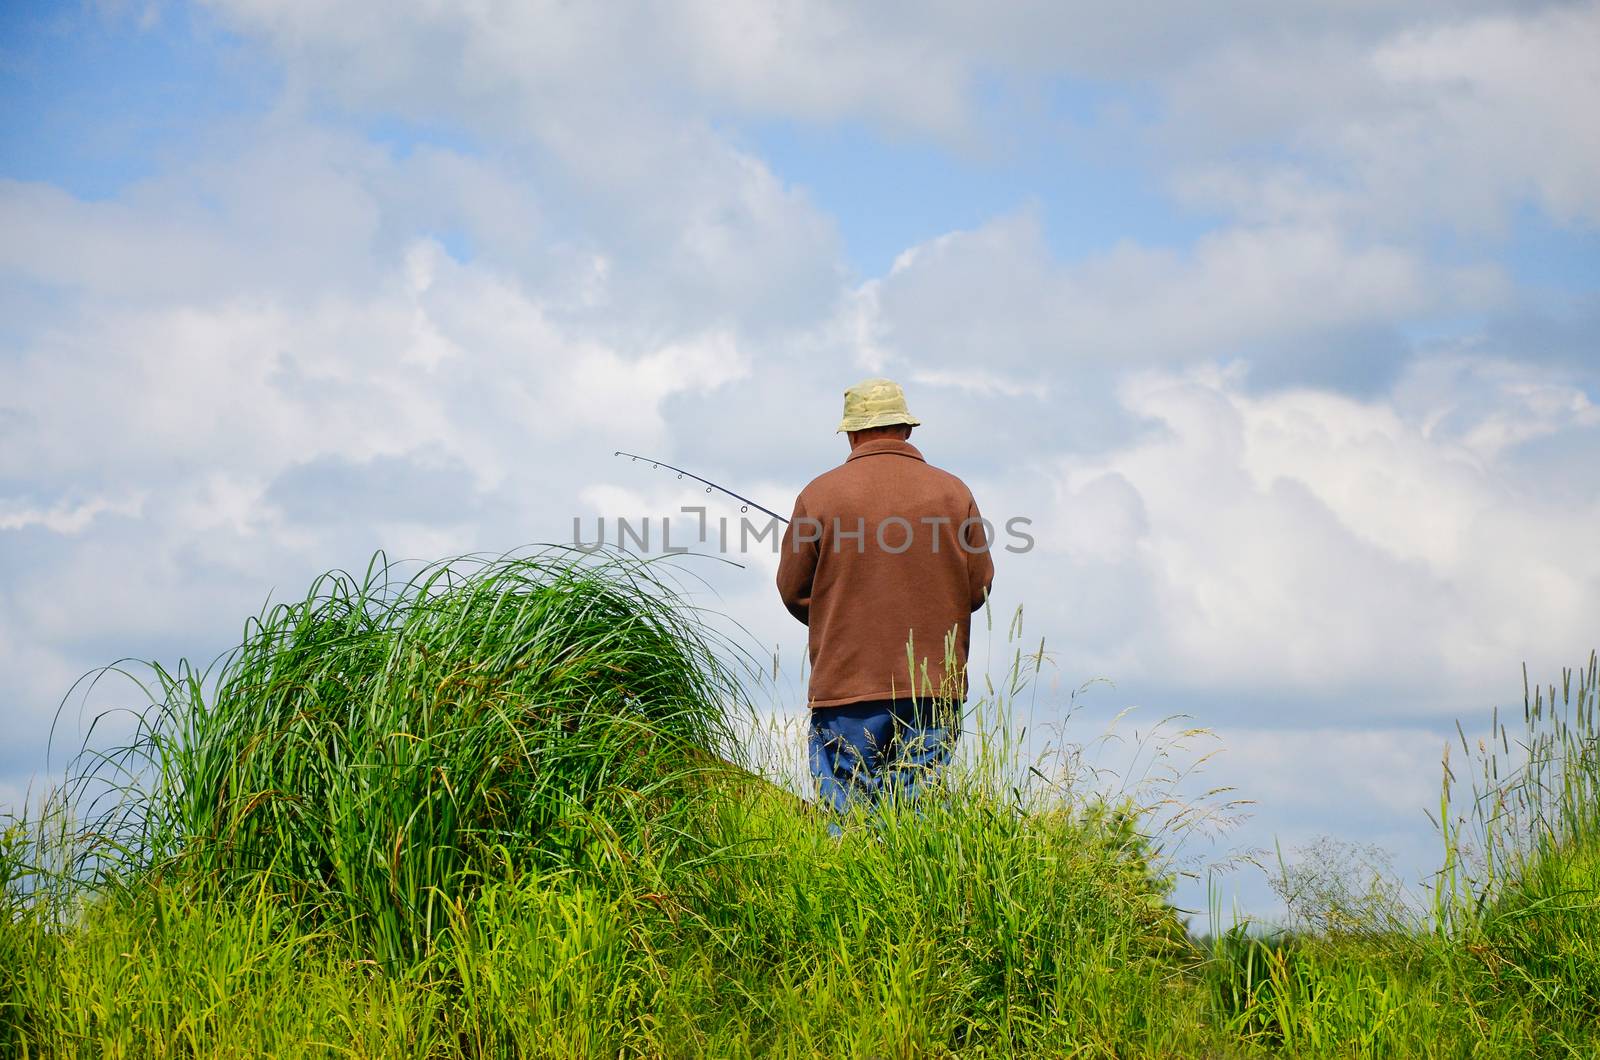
left=777, top=437, right=994, bottom=708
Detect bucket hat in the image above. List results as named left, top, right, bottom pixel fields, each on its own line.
left=836, top=377, right=922, bottom=433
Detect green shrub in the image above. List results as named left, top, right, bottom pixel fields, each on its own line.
left=60, top=548, right=744, bottom=966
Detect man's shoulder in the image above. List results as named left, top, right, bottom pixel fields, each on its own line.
left=797, top=464, right=848, bottom=503
left=918, top=459, right=974, bottom=493
left=800, top=454, right=974, bottom=501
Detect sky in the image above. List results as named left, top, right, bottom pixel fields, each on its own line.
left=2, top=0, right=1598, bottom=922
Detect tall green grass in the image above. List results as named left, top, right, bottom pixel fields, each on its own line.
left=6, top=546, right=1236, bottom=1057
left=1198, top=651, right=1600, bottom=1055
left=4, top=543, right=1597, bottom=1057
left=56, top=548, right=748, bottom=966
left=1438, top=651, right=1600, bottom=1036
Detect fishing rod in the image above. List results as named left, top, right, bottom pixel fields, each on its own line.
left=613, top=451, right=790, bottom=524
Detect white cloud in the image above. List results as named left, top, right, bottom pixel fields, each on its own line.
left=1168, top=2, right=1600, bottom=231
left=3, top=1, right=1596, bottom=928
left=196, top=0, right=1600, bottom=248
left=0, top=117, right=778, bottom=805
left=910, top=367, right=1049, bottom=399
left=0, top=494, right=145, bottom=534
left=202, top=0, right=1554, bottom=138
left=1016, top=357, right=1600, bottom=704
left=857, top=211, right=1505, bottom=374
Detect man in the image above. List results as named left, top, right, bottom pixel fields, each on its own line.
left=776, top=378, right=994, bottom=824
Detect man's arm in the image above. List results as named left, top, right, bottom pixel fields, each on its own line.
left=776, top=494, right=818, bottom=625
left=965, top=496, right=995, bottom=613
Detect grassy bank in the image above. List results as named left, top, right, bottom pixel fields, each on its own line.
left=2, top=550, right=1596, bottom=1057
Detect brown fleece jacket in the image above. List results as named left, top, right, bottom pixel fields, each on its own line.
left=776, top=438, right=994, bottom=708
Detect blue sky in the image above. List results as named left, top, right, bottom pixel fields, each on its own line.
left=3, top=0, right=1598, bottom=921
left=2, top=4, right=266, bottom=194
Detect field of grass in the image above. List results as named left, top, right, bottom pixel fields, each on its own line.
left=1, top=548, right=1596, bottom=1057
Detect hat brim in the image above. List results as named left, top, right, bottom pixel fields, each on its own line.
left=836, top=412, right=922, bottom=433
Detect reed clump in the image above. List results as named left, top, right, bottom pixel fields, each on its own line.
left=58, top=548, right=745, bottom=966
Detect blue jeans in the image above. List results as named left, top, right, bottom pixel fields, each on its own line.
left=808, top=697, right=958, bottom=826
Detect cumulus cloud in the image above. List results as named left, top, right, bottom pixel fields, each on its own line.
left=201, top=0, right=1566, bottom=136
left=1011, top=357, right=1600, bottom=708
left=0, top=112, right=790, bottom=778
left=198, top=0, right=1600, bottom=251
left=857, top=210, right=1507, bottom=375
left=3, top=0, right=1597, bottom=925
left=1167, top=2, right=1600, bottom=232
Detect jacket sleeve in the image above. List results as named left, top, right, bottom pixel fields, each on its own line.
left=775, top=493, right=817, bottom=625
left=965, top=495, right=995, bottom=613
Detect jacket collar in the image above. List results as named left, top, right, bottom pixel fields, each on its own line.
left=844, top=438, right=926, bottom=463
